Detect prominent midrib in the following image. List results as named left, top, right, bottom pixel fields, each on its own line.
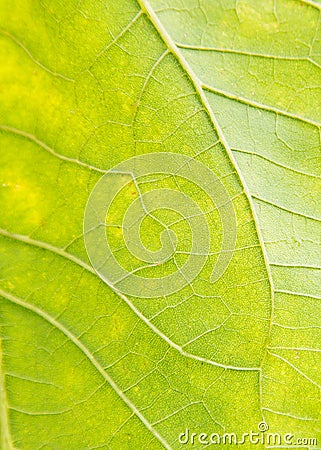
left=0, top=334, right=13, bottom=449
left=137, top=0, right=275, bottom=360
left=300, top=0, right=321, bottom=11
left=137, top=0, right=277, bottom=434
left=0, top=288, right=172, bottom=450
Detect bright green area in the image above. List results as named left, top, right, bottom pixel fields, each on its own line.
left=0, top=0, right=320, bottom=449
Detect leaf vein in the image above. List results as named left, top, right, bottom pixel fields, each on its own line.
left=0, top=288, right=172, bottom=450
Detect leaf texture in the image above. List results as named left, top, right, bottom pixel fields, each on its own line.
left=0, top=0, right=320, bottom=448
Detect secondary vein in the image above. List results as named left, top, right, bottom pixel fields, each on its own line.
left=0, top=125, right=108, bottom=174
left=202, top=84, right=321, bottom=129
left=0, top=228, right=260, bottom=372
left=0, top=334, right=14, bottom=449
left=0, top=288, right=172, bottom=450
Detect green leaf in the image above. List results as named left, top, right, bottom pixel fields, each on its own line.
left=0, top=0, right=320, bottom=448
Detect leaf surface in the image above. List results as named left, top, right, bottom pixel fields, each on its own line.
left=0, top=0, right=320, bottom=448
